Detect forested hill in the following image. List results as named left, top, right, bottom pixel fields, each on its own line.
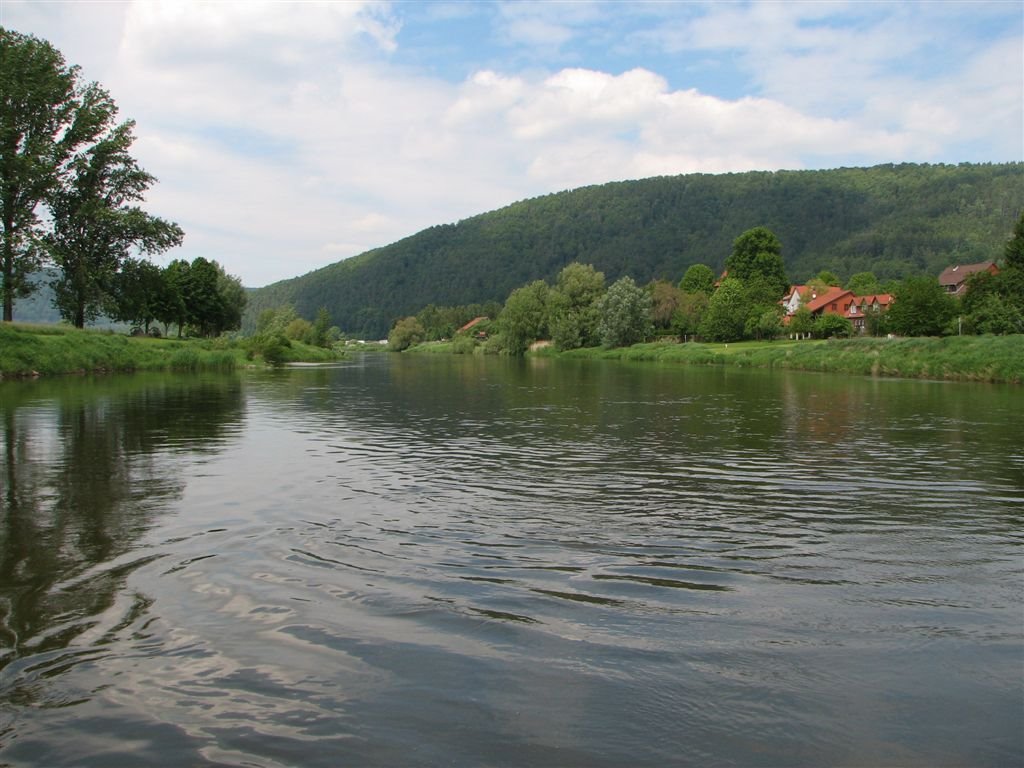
left=246, top=162, right=1024, bottom=339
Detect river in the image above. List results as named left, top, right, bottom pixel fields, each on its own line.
left=1, top=353, right=1021, bottom=767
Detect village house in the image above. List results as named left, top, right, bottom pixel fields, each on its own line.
left=781, top=285, right=893, bottom=334
left=937, top=260, right=999, bottom=295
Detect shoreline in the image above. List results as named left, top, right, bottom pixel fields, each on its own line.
left=412, top=335, right=1024, bottom=385
left=0, top=323, right=344, bottom=380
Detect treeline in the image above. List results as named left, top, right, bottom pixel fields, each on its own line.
left=389, top=216, right=1024, bottom=354
left=247, top=162, right=1024, bottom=339
left=0, top=29, right=246, bottom=336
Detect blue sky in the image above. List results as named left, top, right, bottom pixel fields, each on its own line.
left=2, top=1, right=1021, bottom=287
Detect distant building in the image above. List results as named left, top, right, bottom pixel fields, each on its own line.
left=938, top=261, right=999, bottom=296
left=781, top=285, right=811, bottom=315
left=457, top=316, right=489, bottom=333
left=783, top=286, right=893, bottom=334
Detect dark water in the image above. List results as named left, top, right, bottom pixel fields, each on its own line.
left=1, top=354, right=1021, bottom=767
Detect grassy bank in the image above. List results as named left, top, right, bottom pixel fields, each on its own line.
left=0, top=323, right=343, bottom=378
left=546, top=335, right=1024, bottom=384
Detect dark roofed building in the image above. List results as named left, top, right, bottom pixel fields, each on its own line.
left=938, top=261, right=999, bottom=295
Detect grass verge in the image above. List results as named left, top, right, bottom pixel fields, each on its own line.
left=0, top=323, right=344, bottom=378
left=541, top=335, right=1024, bottom=384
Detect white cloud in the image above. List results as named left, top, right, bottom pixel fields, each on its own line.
left=1, top=0, right=1018, bottom=287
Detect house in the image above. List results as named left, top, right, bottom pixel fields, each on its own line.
left=938, top=261, right=999, bottom=296
left=803, top=287, right=856, bottom=318
left=457, top=316, right=488, bottom=333
left=782, top=284, right=894, bottom=335
left=843, top=294, right=893, bottom=333
left=780, top=285, right=811, bottom=315
left=457, top=316, right=490, bottom=339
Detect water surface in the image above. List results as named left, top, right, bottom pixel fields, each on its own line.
left=1, top=355, right=1021, bottom=766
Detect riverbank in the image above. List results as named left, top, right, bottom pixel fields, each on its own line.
left=0, top=323, right=343, bottom=378
left=551, top=335, right=1024, bottom=383
left=412, top=335, right=1024, bottom=384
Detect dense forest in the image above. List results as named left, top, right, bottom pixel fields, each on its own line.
left=245, top=163, right=1024, bottom=339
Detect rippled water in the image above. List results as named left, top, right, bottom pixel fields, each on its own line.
left=1, top=354, right=1022, bottom=767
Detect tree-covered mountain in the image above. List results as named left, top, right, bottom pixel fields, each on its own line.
left=250, top=162, right=1023, bottom=339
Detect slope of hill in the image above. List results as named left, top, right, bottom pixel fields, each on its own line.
left=247, top=162, right=1024, bottom=338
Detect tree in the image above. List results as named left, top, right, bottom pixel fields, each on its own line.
left=699, top=277, right=748, bottom=342
left=965, top=293, right=1023, bottom=335
left=672, top=291, right=709, bottom=340
left=788, top=306, right=814, bottom=338
left=309, top=306, right=333, bottom=347
left=885, top=276, right=956, bottom=336
left=498, top=280, right=550, bottom=355
left=846, top=271, right=882, bottom=296
left=109, top=256, right=166, bottom=333
left=816, top=270, right=841, bottom=287
left=725, top=227, right=788, bottom=298
left=647, top=279, right=681, bottom=330
left=1005, top=210, right=1024, bottom=271
left=0, top=29, right=113, bottom=321
left=548, top=263, right=604, bottom=350
left=679, top=263, right=715, bottom=295
left=388, top=316, right=425, bottom=351
left=813, top=313, right=853, bottom=339
left=746, top=309, right=783, bottom=340
left=45, top=120, right=183, bottom=327
left=595, top=276, right=652, bottom=348
left=160, top=259, right=190, bottom=337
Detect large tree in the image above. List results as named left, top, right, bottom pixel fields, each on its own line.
left=1005, top=210, right=1024, bottom=271
left=699, top=277, right=747, bottom=342
left=548, top=262, right=605, bottom=350
left=724, top=227, right=788, bottom=299
left=679, top=263, right=716, bottom=295
left=596, top=276, right=652, bottom=348
left=45, top=119, right=182, bottom=327
left=886, top=276, right=956, bottom=336
left=498, top=280, right=550, bottom=355
left=0, top=29, right=113, bottom=321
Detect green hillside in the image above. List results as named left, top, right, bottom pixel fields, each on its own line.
left=247, top=162, right=1024, bottom=339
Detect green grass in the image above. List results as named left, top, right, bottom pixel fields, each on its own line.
left=0, top=323, right=344, bottom=378
left=542, top=335, right=1024, bottom=384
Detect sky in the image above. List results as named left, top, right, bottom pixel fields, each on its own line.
left=2, top=1, right=1022, bottom=288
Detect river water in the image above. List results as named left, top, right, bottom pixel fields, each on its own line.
left=0, top=353, right=1021, bottom=767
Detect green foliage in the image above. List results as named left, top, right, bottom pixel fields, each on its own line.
left=388, top=316, right=426, bottom=351
left=817, top=270, right=842, bottom=286
left=556, top=336, right=1024, bottom=384
left=747, top=308, right=784, bottom=341
left=788, top=306, right=814, bottom=337
left=725, top=227, right=788, bottom=298
left=813, top=313, right=854, bottom=339
left=498, top=280, right=550, bottom=355
left=1, top=29, right=99, bottom=321
left=963, top=293, right=1024, bottom=335
left=243, top=164, right=1024, bottom=339
left=647, top=280, right=682, bottom=330
left=108, top=257, right=166, bottom=332
left=1005, top=211, right=1024, bottom=270
left=596, top=276, right=653, bottom=348
left=671, top=291, right=709, bottom=338
left=548, top=262, right=604, bottom=350
left=679, top=263, right=715, bottom=295
left=699, top=278, right=747, bottom=342
left=45, top=119, right=184, bottom=328
left=846, top=271, right=882, bottom=295
left=887, top=276, right=957, bottom=336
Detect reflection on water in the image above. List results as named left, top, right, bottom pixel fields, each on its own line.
left=0, top=357, right=1021, bottom=767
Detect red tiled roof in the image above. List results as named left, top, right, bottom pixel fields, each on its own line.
left=457, top=316, right=488, bottom=333
left=803, top=287, right=853, bottom=315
